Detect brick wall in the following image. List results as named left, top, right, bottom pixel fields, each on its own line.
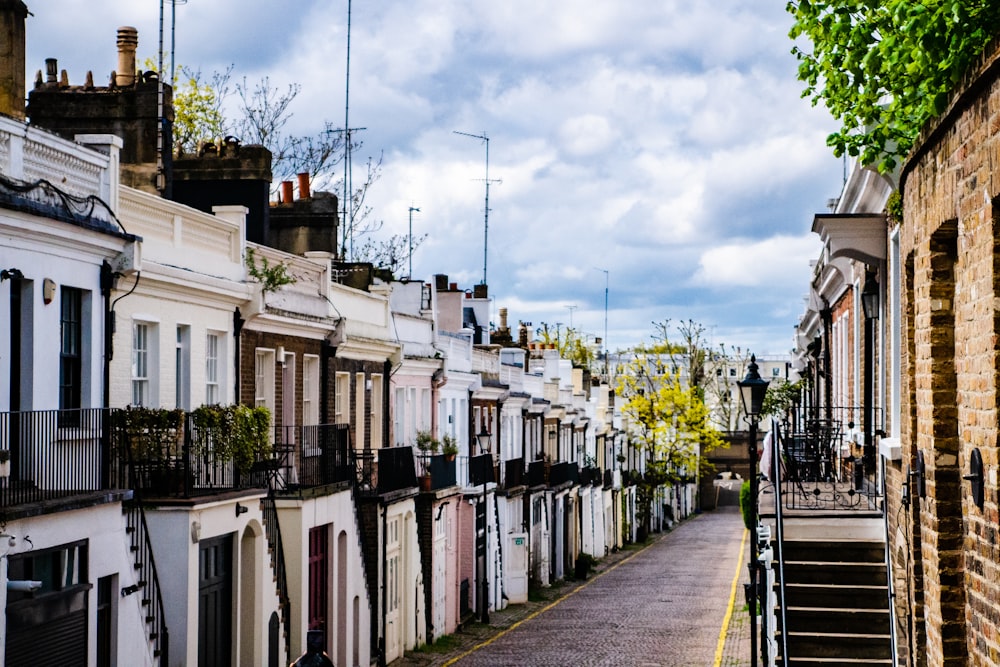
left=898, top=40, right=1000, bottom=666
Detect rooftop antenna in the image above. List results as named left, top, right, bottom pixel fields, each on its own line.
left=408, top=206, right=420, bottom=279
left=171, top=0, right=188, bottom=85
left=454, top=130, right=501, bottom=285
left=565, top=304, right=577, bottom=329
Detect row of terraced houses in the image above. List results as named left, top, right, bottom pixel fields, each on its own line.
left=0, top=7, right=706, bottom=666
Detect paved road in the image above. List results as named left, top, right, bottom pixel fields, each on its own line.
left=451, top=507, right=747, bottom=667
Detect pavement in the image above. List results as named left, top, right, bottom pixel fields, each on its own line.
left=392, top=506, right=751, bottom=667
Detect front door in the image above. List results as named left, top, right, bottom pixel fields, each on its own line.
left=199, top=535, right=233, bottom=667
left=384, top=517, right=402, bottom=663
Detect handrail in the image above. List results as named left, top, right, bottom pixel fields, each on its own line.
left=773, top=419, right=789, bottom=667
left=261, top=491, right=292, bottom=661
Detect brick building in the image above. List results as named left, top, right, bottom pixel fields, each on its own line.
left=893, top=36, right=1000, bottom=667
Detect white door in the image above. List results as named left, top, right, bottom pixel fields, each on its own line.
left=432, top=513, right=447, bottom=636
left=385, top=517, right=402, bottom=663
left=507, top=533, right=529, bottom=603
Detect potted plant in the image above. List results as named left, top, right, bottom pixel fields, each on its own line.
left=415, top=430, right=439, bottom=491
left=441, top=434, right=459, bottom=461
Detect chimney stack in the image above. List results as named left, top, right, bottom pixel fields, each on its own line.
left=116, top=26, right=138, bottom=87
left=0, top=0, right=27, bottom=119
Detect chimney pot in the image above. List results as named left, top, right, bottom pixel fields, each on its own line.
left=45, top=58, right=57, bottom=83
left=449, top=282, right=458, bottom=291
left=297, top=172, right=311, bottom=199
left=116, top=27, right=138, bottom=87
left=499, top=307, right=508, bottom=329
left=281, top=181, right=293, bottom=204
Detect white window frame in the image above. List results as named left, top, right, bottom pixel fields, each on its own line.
left=205, top=332, right=223, bottom=405
left=371, top=373, right=383, bottom=449
left=175, top=325, right=191, bottom=410
left=255, top=348, right=276, bottom=417
left=132, top=320, right=158, bottom=407
left=355, top=372, right=366, bottom=450
left=335, top=372, right=350, bottom=425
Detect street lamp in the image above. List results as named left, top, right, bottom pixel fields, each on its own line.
left=737, top=355, right=769, bottom=667
left=476, top=427, right=492, bottom=624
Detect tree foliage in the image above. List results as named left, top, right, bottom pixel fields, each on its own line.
left=787, top=0, right=1000, bottom=172
left=535, top=324, right=597, bottom=371
left=616, top=352, right=725, bottom=532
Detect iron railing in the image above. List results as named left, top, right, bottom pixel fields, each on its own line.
left=428, top=454, right=457, bottom=490
left=502, top=458, right=524, bottom=489
left=261, top=492, right=291, bottom=661
left=122, top=500, right=170, bottom=665
left=0, top=408, right=110, bottom=507
left=469, top=453, right=494, bottom=486
left=775, top=408, right=882, bottom=511
left=354, top=446, right=418, bottom=496
left=549, top=461, right=579, bottom=487
left=273, top=423, right=353, bottom=490
left=527, top=460, right=547, bottom=487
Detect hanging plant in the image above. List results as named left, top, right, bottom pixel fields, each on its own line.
left=192, top=404, right=272, bottom=473
left=112, top=406, right=185, bottom=462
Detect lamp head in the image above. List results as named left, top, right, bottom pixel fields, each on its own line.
left=737, top=355, right=770, bottom=421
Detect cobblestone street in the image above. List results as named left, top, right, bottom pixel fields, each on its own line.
left=395, top=506, right=750, bottom=667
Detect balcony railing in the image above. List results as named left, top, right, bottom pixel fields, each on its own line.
left=354, top=446, right=418, bottom=497
left=427, top=454, right=457, bottom=490
left=549, top=461, right=579, bottom=487
left=528, top=460, right=547, bottom=487
left=469, top=453, right=494, bottom=487
left=502, top=458, right=524, bottom=489
left=0, top=408, right=111, bottom=508
left=274, top=423, right=353, bottom=490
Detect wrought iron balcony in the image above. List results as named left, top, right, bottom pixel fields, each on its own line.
left=502, top=458, right=524, bottom=489
left=527, top=460, right=547, bottom=487
left=274, top=423, right=353, bottom=490
left=548, top=461, right=579, bottom=487
left=427, top=454, right=457, bottom=490
left=469, top=453, right=494, bottom=486
left=354, top=446, right=418, bottom=497
left=0, top=408, right=113, bottom=509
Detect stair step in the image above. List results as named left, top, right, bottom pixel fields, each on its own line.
left=781, top=658, right=894, bottom=666
left=782, top=632, right=892, bottom=660
left=777, top=607, right=890, bottom=635
left=779, top=561, right=887, bottom=586
left=779, top=540, right=885, bottom=564
left=782, top=583, right=888, bottom=609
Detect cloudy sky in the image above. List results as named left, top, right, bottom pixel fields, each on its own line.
left=24, top=1, right=844, bottom=356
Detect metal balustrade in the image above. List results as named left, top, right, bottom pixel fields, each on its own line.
left=0, top=408, right=109, bottom=507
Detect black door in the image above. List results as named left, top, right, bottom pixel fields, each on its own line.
left=198, top=534, right=233, bottom=667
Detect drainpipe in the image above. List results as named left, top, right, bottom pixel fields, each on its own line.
left=100, top=261, right=115, bottom=409
left=321, top=339, right=332, bottom=420
left=100, top=261, right=114, bottom=488
left=380, top=500, right=388, bottom=667
left=233, top=308, right=245, bottom=404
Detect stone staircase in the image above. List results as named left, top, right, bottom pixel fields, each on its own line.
left=774, top=534, right=892, bottom=666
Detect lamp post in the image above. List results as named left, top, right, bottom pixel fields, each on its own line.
left=476, top=427, right=492, bottom=624
left=738, top=355, right=769, bottom=667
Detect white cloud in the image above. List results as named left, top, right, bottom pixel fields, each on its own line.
left=694, top=235, right=823, bottom=288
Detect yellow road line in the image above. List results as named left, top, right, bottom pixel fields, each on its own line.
left=441, top=541, right=655, bottom=666
left=713, top=527, right=749, bottom=667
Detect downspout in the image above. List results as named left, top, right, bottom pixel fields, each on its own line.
left=233, top=308, right=245, bottom=404
left=321, top=339, right=332, bottom=420
left=380, top=500, right=388, bottom=667
left=100, top=261, right=114, bottom=488
left=100, top=261, right=114, bottom=409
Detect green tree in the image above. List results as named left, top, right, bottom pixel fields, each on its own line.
left=616, top=352, right=725, bottom=535
left=787, top=0, right=1000, bottom=172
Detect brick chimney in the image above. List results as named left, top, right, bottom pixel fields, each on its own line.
left=0, top=0, right=28, bottom=119
left=115, top=27, right=139, bottom=87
